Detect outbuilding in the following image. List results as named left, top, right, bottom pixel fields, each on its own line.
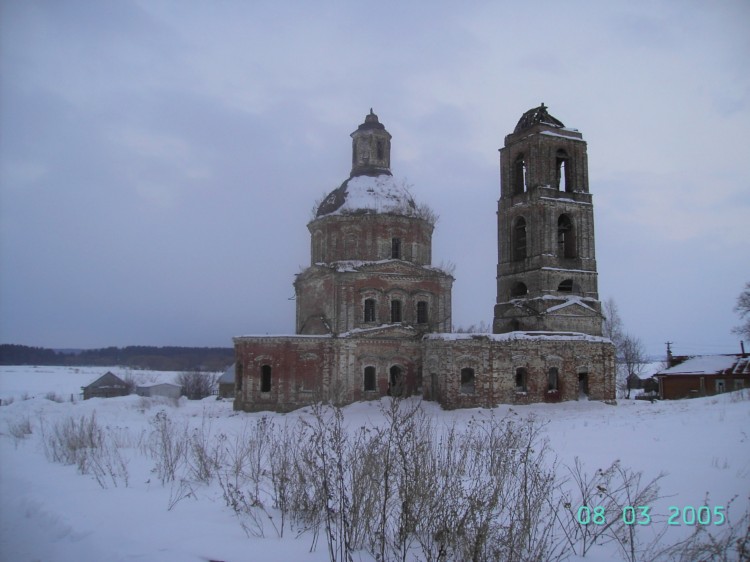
left=135, top=382, right=182, bottom=400
left=81, top=371, right=130, bottom=400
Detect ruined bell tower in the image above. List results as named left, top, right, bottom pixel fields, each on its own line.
left=493, top=104, right=603, bottom=336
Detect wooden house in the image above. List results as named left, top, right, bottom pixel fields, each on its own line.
left=655, top=354, right=749, bottom=400
left=81, top=371, right=130, bottom=400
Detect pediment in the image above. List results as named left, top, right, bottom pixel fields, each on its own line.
left=545, top=297, right=599, bottom=318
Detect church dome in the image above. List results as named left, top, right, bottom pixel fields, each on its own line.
left=315, top=174, right=417, bottom=218
left=513, top=103, right=565, bottom=134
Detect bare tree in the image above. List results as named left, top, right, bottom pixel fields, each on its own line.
left=732, top=281, right=750, bottom=340
left=177, top=370, right=216, bottom=400
left=602, top=297, right=625, bottom=347
left=604, top=299, right=649, bottom=399
left=621, top=334, right=647, bottom=399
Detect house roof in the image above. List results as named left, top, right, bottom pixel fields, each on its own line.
left=217, top=363, right=235, bottom=384
left=657, top=354, right=750, bottom=376
left=83, top=371, right=127, bottom=389
left=136, top=383, right=181, bottom=389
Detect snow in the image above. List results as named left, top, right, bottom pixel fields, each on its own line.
left=1, top=365, right=749, bottom=561
left=318, top=174, right=419, bottom=217
left=424, top=331, right=611, bottom=343
left=660, top=355, right=743, bottom=376
left=539, top=130, right=586, bottom=141
left=545, top=295, right=596, bottom=313
left=539, top=196, right=592, bottom=205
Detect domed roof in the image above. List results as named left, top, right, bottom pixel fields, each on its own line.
left=315, top=174, right=417, bottom=218
left=513, top=103, right=565, bottom=134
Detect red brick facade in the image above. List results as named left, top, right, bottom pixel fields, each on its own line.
left=233, top=108, right=616, bottom=413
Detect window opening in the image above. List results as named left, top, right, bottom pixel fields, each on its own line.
left=260, top=365, right=272, bottom=393
left=391, top=299, right=402, bottom=323
left=557, top=214, right=576, bottom=258
left=558, top=279, right=573, bottom=293
left=460, top=368, right=476, bottom=394
left=417, top=301, right=428, bottom=324
left=364, top=366, right=376, bottom=392
left=389, top=365, right=403, bottom=396
left=364, top=298, right=376, bottom=322
left=377, top=140, right=384, bottom=160
left=556, top=150, right=571, bottom=192
left=513, top=155, right=526, bottom=195
left=548, top=367, right=559, bottom=391
left=578, top=371, right=589, bottom=398
left=515, top=367, right=527, bottom=392
left=715, top=379, right=726, bottom=393
left=513, top=217, right=527, bottom=261
left=391, top=237, right=402, bottom=259
left=510, top=282, right=528, bottom=298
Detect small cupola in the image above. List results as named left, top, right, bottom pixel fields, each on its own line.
left=350, top=109, right=392, bottom=177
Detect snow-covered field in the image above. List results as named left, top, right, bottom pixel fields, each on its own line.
left=0, top=365, right=748, bottom=561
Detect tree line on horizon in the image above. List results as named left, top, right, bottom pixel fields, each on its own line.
left=0, top=344, right=234, bottom=372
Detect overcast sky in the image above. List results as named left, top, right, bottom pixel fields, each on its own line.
left=1, top=0, right=748, bottom=359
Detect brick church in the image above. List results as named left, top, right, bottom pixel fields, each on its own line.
left=233, top=105, right=615, bottom=412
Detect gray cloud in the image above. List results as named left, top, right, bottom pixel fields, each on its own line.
left=1, top=0, right=748, bottom=357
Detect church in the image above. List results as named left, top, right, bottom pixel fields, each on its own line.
left=233, top=105, right=615, bottom=412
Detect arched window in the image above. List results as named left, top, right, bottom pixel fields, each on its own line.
left=377, top=140, right=385, bottom=160
left=558, top=279, right=573, bottom=293
left=557, top=214, right=576, bottom=258
left=460, top=368, right=476, bottom=394
left=513, top=154, right=527, bottom=195
left=513, top=217, right=527, bottom=261
left=391, top=237, right=402, bottom=259
left=364, top=366, right=376, bottom=392
left=260, top=365, right=272, bottom=393
left=417, top=301, right=428, bottom=324
left=510, top=282, right=528, bottom=298
left=515, top=367, right=527, bottom=392
left=548, top=367, right=559, bottom=391
left=556, top=149, right=572, bottom=192
left=364, top=298, right=376, bottom=322
left=391, top=299, right=402, bottom=323
left=389, top=365, right=403, bottom=396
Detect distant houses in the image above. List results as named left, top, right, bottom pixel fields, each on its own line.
left=655, top=354, right=750, bottom=400
left=81, top=371, right=130, bottom=400
left=80, top=369, right=230, bottom=400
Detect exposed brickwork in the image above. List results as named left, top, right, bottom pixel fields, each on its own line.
left=233, top=108, right=616, bottom=413
left=494, top=107, right=603, bottom=336
left=423, top=334, right=615, bottom=409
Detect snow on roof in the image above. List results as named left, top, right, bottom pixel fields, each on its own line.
left=658, top=354, right=747, bottom=376
left=233, top=334, right=332, bottom=340
left=217, top=363, right=235, bottom=384
left=545, top=295, right=595, bottom=313
left=316, top=174, right=420, bottom=218
left=311, top=259, right=450, bottom=275
left=425, top=331, right=611, bottom=343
